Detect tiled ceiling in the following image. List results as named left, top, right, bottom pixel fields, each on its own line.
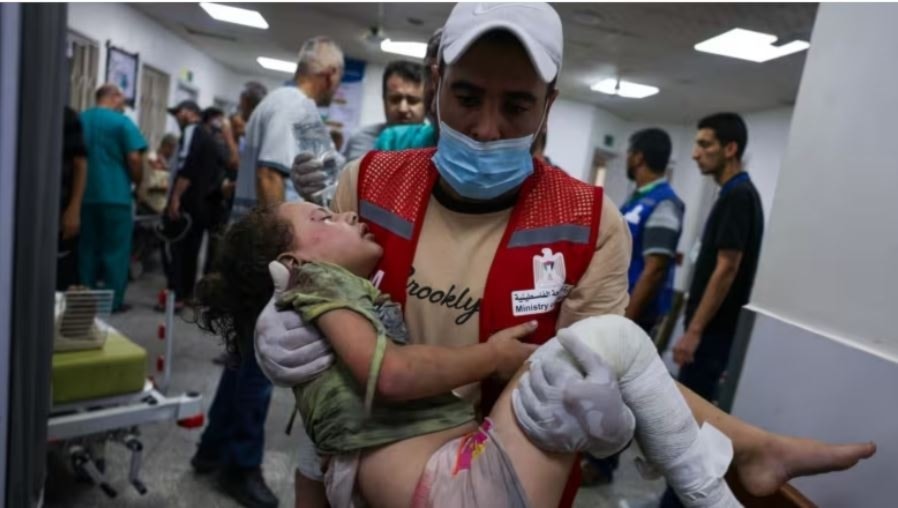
left=133, top=2, right=818, bottom=122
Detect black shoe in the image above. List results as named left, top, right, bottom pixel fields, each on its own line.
left=190, top=448, right=223, bottom=475
left=218, top=468, right=278, bottom=508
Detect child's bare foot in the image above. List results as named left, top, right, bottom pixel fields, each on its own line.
left=734, top=431, right=876, bottom=496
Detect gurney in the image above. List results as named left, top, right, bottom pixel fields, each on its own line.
left=46, top=290, right=203, bottom=498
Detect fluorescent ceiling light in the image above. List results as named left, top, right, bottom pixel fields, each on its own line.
left=200, top=2, right=269, bottom=30
left=257, top=57, right=296, bottom=74
left=695, top=28, right=809, bottom=63
left=380, top=39, right=427, bottom=59
left=591, top=78, right=659, bottom=99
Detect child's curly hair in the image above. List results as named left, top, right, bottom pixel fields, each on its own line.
left=195, top=206, right=295, bottom=360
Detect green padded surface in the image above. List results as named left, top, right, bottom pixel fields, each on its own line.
left=52, top=327, right=148, bottom=404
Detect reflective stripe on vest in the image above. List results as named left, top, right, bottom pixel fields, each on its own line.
left=359, top=199, right=413, bottom=239
left=508, top=224, right=591, bottom=247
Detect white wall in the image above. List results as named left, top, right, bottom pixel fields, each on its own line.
left=68, top=3, right=249, bottom=135
left=741, top=107, right=793, bottom=222
left=544, top=98, right=600, bottom=182
left=357, top=62, right=386, bottom=129
left=749, top=3, right=898, bottom=360
left=732, top=4, right=898, bottom=504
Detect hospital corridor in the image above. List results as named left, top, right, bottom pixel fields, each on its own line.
left=0, top=2, right=894, bottom=508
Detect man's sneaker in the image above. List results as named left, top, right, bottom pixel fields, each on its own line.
left=190, top=448, right=223, bottom=475
left=218, top=467, right=278, bottom=508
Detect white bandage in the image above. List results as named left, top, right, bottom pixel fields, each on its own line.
left=516, top=316, right=741, bottom=508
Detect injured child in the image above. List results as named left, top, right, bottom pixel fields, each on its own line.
left=196, top=202, right=740, bottom=508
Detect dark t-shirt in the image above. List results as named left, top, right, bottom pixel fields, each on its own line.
left=178, top=123, right=226, bottom=224
left=686, top=174, right=764, bottom=339
left=62, top=106, right=87, bottom=210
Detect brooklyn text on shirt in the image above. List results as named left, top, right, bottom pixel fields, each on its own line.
left=405, top=267, right=481, bottom=326
left=512, top=248, right=573, bottom=317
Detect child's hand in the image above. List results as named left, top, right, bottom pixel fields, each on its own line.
left=488, top=321, right=538, bottom=380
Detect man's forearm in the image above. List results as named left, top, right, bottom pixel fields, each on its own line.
left=686, top=263, right=737, bottom=334
left=170, top=176, right=191, bottom=203
left=67, top=156, right=88, bottom=213
left=257, top=166, right=285, bottom=206
left=126, top=152, right=143, bottom=184
left=625, top=264, right=666, bottom=321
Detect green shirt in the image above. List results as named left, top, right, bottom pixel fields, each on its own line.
left=279, top=262, right=475, bottom=455
left=374, top=122, right=437, bottom=151
left=80, top=107, right=148, bottom=205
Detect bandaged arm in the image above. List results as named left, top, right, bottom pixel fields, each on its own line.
left=316, top=309, right=500, bottom=402
left=516, top=315, right=740, bottom=508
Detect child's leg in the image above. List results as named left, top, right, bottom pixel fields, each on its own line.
left=496, top=315, right=740, bottom=508
left=488, top=371, right=576, bottom=508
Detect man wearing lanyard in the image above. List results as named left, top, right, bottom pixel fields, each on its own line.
left=621, top=128, right=684, bottom=334
left=262, top=6, right=874, bottom=508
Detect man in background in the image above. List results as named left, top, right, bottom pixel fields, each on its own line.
left=672, top=113, right=763, bottom=400
left=372, top=28, right=442, bottom=152
left=78, top=83, right=147, bottom=312
left=58, top=106, right=88, bottom=290
left=200, top=106, right=238, bottom=274
left=221, top=82, right=267, bottom=218
left=342, top=60, right=426, bottom=160
left=239, top=81, right=268, bottom=124
left=234, top=36, right=345, bottom=212
left=622, top=128, right=685, bottom=334
left=166, top=100, right=224, bottom=308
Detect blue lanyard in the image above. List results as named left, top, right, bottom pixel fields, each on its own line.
left=719, top=172, right=750, bottom=197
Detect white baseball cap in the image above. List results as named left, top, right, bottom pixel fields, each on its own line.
left=440, top=2, right=563, bottom=83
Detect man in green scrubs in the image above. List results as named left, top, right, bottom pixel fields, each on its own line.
left=79, top=83, right=147, bottom=311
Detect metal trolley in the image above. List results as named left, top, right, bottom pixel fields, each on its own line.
left=46, top=290, right=204, bottom=498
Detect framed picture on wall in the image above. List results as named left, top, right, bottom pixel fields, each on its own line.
left=105, top=42, right=139, bottom=106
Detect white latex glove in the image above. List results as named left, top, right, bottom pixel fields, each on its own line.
left=512, top=333, right=636, bottom=458
left=290, top=152, right=332, bottom=201
left=254, top=261, right=335, bottom=387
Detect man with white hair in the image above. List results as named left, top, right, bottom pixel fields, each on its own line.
left=193, top=37, right=345, bottom=508
left=233, top=36, right=345, bottom=217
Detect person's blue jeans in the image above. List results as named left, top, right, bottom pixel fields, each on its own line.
left=659, top=330, right=732, bottom=508
left=198, top=353, right=273, bottom=469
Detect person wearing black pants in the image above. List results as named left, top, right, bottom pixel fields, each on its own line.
left=166, top=100, right=225, bottom=305
left=661, top=114, right=763, bottom=507
left=58, top=106, right=88, bottom=290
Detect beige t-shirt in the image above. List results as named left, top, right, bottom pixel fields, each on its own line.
left=333, top=159, right=631, bottom=399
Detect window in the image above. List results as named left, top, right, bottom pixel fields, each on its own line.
left=138, top=64, right=171, bottom=151
left=66, top=31, right=99, bottom=111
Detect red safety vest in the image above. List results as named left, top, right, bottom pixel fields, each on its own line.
left=358, top=148, right=603, bottom=508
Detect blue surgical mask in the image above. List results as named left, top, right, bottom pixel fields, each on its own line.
left=432, top=81, right=546, bottom=200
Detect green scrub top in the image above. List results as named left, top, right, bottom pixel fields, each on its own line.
left=79, top=107, right=148, bottom=206
left=374, top=122, right=437, bottom=152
